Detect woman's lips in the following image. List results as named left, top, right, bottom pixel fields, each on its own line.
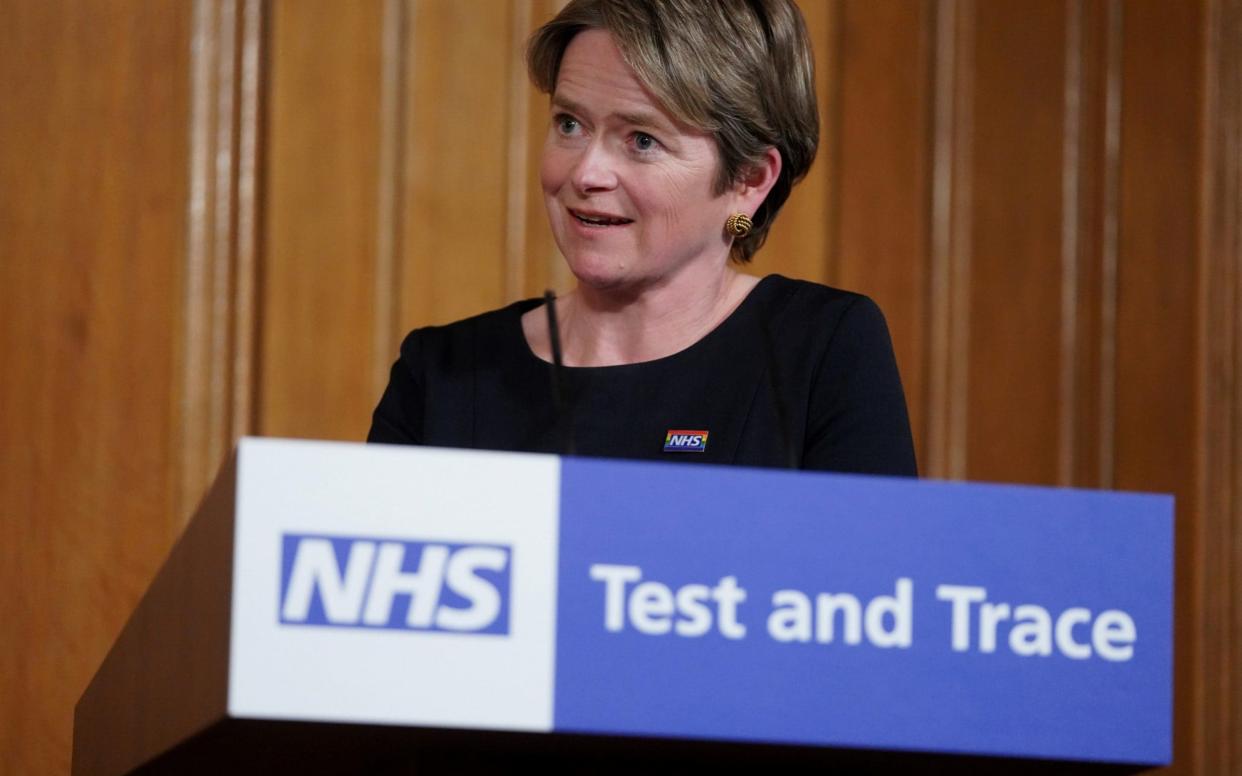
left=569, top=207, right=633, bottom=227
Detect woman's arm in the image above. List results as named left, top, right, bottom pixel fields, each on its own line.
left=802, top=296, right=918, bottom=476
left=367, top=330, right=425, bottom=445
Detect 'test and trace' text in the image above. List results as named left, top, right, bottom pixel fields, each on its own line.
left=588, top=563, right=1138, bottom=662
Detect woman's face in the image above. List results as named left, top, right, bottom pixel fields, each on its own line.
left=541, top=30, right=737, bottom=292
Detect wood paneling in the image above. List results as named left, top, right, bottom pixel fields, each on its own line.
left=1112, top=4, right=1205, bottom=770
left=0, top=2, right=194, bottom=773
left=372, top=0, right=409, bottom=399
left=759, top=0, right=837, bottom=286
left=834, top=0, right=934, bottom=466
left=518, top=0, right=576, bottom=302
left=1065, top=0, right=1121, bottom=490
left=399, top=0, right=515, bottom=329
left=5, top=0, right=1240, bottom=772
left=260, top=0, right=563, bottom=442
left=1198, top=2, right=1242, bottom=770
left=396, top=0, right=572, bottom=324
left=965, top=0, right=1067, bottom=485
left=178, top=0, right=265, bottom=522
left=260, top=0, right=385, bottom=441
left=926, top=0, right=975, bottom=480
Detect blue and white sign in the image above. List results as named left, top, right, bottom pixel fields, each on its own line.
left=279, top=534, right=512, bottom=634
left=224, top=439, right=1172, bottom=765
left=555, top=459, right=1172, bottom=764
left=227, top=441, right=559, bottom=732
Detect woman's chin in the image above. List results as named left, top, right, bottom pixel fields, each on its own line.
left=564, top=255, right=633, bottom=291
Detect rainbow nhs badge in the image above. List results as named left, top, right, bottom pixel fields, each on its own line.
left=663, top=429, right=708, bottom=453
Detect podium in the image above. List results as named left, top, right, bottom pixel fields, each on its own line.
left=74, top=438, right=1173, bottom=774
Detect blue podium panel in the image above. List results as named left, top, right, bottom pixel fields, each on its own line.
left=79, top=440, right=1173, bottom=776
left=554, top=458, right=1172, bottom=764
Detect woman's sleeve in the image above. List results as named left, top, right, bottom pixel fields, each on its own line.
left=367, top=330, right=425, bottom=445
left=802, top=296, right=918, bottom=476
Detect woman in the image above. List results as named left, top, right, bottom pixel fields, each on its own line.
left=369, top=0, right=916, bottom=477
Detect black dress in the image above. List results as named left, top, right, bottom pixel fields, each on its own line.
left=368, top=274, right=917, bottom=477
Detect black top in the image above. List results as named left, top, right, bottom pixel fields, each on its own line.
left=368, top=274, right=917, bottom=476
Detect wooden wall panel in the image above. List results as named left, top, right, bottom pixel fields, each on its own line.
left=924, top=0, right=975, bottom=480
left=260, top=0, right=384, bottom=441
left=1065, top=0, right=1120, bottom=490
left=517, top=0, right=575, bottom=301
left=1114, top=2, right=1203, bottom=497
left=963, top=0, right=1067, bottom=485
left=249, top=6, right=1239, bottom=768
left=1198, top=3, right=1242, bottom=771
left=178, top=0, right=265, bottom=521
left=0, top=2, right=193, bottom=773
left=5, top=0, right=1240, bottom=772
left=758, top=0, right=836, bottom=287
left=1113, top=3, right=1206, bottom=772
left=261, top=0, right=564, bottom=444
left=399, top=0, right=515, bottom=330
left=834, top=0, right=934, bottom=467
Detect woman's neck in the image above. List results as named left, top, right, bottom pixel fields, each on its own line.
left=529, top=265, right=760, bottom=367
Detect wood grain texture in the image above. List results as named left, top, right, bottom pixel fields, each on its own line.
left=5, top=0, right=1239, bottom=772
left=398, top=0, right=513, bottom=330
left=833, top=0, right=934, bottom=469
left=1112, top=2, right=1205, bottom=772
left=260, top=0, right=384, bottom=442
left=505, top=0, right=534, bottom=303
left=926, top=0, right=975, bottom=480
left=759, top=0, right=836, bottom=286
left=1057, top=0, right=1084, bottom=487
left=233, top=0, right=264, bottom=450
left=1196, top=1, right=1242, bottom=771
left=502, top=0, right=578, bottom=303
left=0, top=2, right=193, bottom=773
left=520, top=0, right=574, bottom=300
left=1064, top=0, right=1120, bottom=490
left=964, top=0, right=1067, bottom=486
left=178, top=0, right=265, bottom=522
left=372, top=0, right=409, bottom=400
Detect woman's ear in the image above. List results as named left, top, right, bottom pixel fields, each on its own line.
left=734, top=147, right=782, bottom=213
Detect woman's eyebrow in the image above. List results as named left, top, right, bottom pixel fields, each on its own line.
left=615, top=110, right=670, bottom=133
left=550, top=95, right=584, bottom=115
left=551, top=95, right=672, bottom=134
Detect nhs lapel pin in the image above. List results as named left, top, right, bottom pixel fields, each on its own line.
left=664, top=429, right=708, bottom=453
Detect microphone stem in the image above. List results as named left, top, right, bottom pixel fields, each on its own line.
left=544, top=290, right=575, bottom=456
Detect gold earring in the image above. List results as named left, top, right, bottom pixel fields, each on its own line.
left=725, top=212, right=753, bottom=237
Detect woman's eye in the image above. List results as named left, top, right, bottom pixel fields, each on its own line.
left=633, top=132, right=658, bottom=152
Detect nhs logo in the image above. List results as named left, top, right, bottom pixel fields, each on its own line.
left=664, top=429, right=708, bottom=453
left=279, top=533, right=511, bottom=635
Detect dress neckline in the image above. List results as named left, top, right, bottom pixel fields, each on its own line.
left=510, top=274, right=780, bottom=373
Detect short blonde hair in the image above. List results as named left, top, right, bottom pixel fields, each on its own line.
left=528, top=0, right=819, bottom=263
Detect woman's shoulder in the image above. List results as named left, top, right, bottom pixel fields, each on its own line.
left=754, top=274, right=889, bottom=331
left=396, top=298, right=538, bottom=358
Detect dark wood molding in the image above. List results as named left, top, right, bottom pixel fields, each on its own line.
left=373, top=0, right=409, bottom=399
left=926, top=0, right=974, bottom=481
left=177, top=0, right=265, bottom=524
left=1058, top=0, right=1085, bottom=487
left=1196, top=0, right=1242, bottom=771
left=1097, top=0, right=1123, bottom=492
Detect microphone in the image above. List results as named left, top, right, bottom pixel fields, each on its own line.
left=544, top=290, right=576, bottom=456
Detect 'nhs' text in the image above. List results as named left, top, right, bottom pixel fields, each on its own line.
left=280, top=534, right=511, bottom=635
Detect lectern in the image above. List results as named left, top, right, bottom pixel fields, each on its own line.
left=74, top=438, right=1173, bottom=774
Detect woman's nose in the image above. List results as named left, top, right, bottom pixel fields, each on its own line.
left=570, top=141, right=618, bottom=194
